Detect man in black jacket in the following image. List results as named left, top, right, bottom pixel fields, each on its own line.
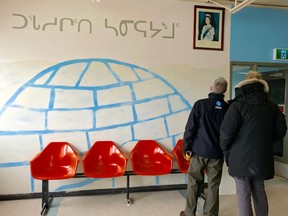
left=220, top=71, right=287, bottom=216
left=180, top=77, right=229, bottom=216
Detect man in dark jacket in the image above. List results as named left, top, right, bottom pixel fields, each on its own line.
left=220, top=71, right=287, bottom=216
left=180, top=77, right=229, bottom=216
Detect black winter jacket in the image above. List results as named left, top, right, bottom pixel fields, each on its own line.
left=220, top=78, right=287, bottom=180
left=183, top=92, right=229, bottom=159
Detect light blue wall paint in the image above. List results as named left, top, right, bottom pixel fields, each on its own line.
left=231, top=7, right=288, bottom=62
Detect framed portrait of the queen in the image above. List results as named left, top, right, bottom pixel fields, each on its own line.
left=193, top=5, right=225, bottom=51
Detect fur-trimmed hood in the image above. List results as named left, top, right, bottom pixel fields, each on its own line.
left=232, top=78, right=269, bottom=105
left=236, top=78, right=269, bottom=92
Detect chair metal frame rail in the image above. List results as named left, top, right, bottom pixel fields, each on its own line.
left=39, top=169, right=206, bottom=216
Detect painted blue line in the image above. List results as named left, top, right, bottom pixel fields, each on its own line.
left=131, top=67, right=141, bottom=80
left=0, top=161, right=29, bottom=168
left=112, top=178, right=115, bottom=188
left=156, top=176, right=160, bottom=185
left=172, top=136, right=176, bottom=148
left=44, top=68, right=58, bottom=85
left=30, top=175, right=35, bottom=193
left=55, top=178, right=100, bottom=192
left=164, top=117, right=169, bottom=137
left=49, top=89, right=55, bottom=109
left=76, top=62, right=91, bottom=87
left=105, top=62, right=122, bottom=83
left=86, top=132, right=91, bottom=149
left=39, top=135, right=44, bottom=151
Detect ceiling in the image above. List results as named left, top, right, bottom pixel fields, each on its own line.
left=252, top=0, right=288, bottom=9
left=181, top=0, right=288, bottom=10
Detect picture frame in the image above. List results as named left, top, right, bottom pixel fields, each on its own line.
left=193, top=5, right=225, bottom=51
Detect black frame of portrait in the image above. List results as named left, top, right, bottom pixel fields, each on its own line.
left=193, top=5, right=225, bottom=51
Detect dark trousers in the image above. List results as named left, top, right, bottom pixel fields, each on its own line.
left=234, top=178, right=268, bottom=216
left=184, top=154, right=223, bottom=216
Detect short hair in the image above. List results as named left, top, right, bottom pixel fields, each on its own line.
left=245, top=70, right=262, bottom=80
left=212, top=77, right=227, bottom=94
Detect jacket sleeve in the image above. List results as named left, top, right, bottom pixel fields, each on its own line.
left=220, top=103, right=242, bottom=151
left=272, top=104, right=287, bottom=142
left=183, top=103, right=199, bottom=154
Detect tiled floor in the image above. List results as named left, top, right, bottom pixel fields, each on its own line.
left=0, top=176, right=288, bottom=216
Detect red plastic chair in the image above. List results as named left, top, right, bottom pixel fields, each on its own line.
left=30, top=142, right=80, bottom=214
left=130, top=140, right=173, bottom=175
left=30, top=142, right=80, bottom=180
left=82, top=141, right=128, bottom=178
left=172, top=139, right=190, bottom=173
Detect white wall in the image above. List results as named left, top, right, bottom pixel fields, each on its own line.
left=275, top=161, right=288, bottom=179
left=0, top=0, right=234, bottom=195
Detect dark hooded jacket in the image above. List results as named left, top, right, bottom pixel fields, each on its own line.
left=183, top=92, right=229, bottom=160
left=220, top=78, right=287, bottom=180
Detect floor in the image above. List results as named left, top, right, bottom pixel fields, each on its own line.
left=0, top=176, right=288, bottom=216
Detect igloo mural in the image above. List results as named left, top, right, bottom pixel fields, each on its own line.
left=0, top=58, right=192, bottom=193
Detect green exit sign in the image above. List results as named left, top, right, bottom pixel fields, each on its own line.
left=273, top=48, right=288, bottom=60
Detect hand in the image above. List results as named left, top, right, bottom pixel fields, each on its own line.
left=184, top=151, right=192, bottom=161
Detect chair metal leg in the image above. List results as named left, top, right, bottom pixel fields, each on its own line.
left=41, top=180, right=50, bottom=215
left=126, top=174, right=131, bottom=206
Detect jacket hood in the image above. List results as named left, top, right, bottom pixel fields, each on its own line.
left=236, top=78, right=269, bottom=92
left=234, top=78, right=269, bottom=105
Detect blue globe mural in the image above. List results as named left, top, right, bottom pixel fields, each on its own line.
left=0, top=58, right=192, bottom=192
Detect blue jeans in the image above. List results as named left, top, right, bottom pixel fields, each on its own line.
left=234, top=177, right=268, bottom=216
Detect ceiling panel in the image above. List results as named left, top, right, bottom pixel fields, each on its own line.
left=250, top=0, right=288, bottom=8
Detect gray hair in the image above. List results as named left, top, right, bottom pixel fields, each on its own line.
left=212, top=77, right=227, bottom=94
